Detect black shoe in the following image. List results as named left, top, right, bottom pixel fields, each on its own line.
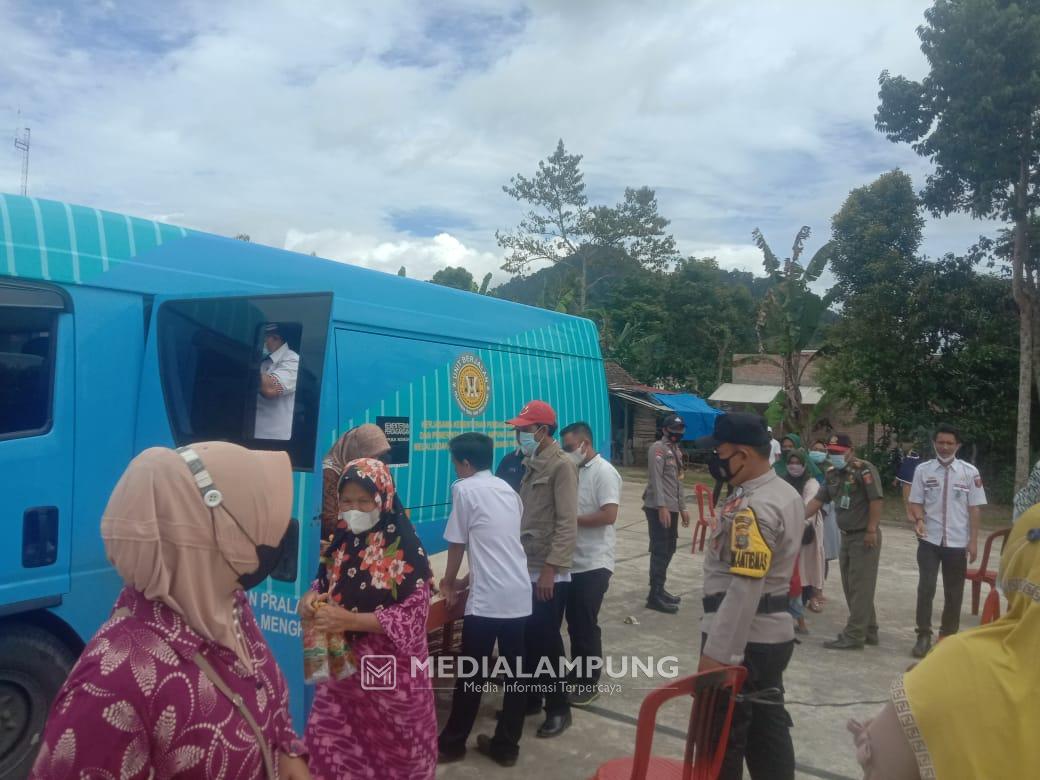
left=476, top=735, right=518, bottom=767
left=495, top=699, right=542, bottom=720
left=536, top=711, right=572, bottom=739
left=568, top=685, right=600, bottom=707
left=866, top=632, right=880, bottom=646
left=824, top=636, right=865, bottom=650
left=438, top=747, right=466, bottom=764
left=646, top=592, right=679, bottom=614
left=912, top=634, right=931, bottom=659
left=660, top=589, right=681, bottom=605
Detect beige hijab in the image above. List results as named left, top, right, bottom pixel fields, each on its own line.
left=101, top=442, right=293, bottom=667
left=322, top=424, right=390, bottom=475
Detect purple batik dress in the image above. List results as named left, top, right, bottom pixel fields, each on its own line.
left=30, top=587, right=305, bottom=779
left=303, top=583, right=438, bottom=780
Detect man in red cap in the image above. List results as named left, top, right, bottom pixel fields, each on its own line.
left=505, top=400, right=578, bottom=741
left=805, top=433, right=884, bottom=650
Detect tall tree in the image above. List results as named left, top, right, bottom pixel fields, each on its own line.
left=749, top=227, right=833, bottom=438
left=496, top=140, right=678, bottom=312
left=820, top=171, right=927, bottom=445
left=875, top=0, right=1040, bottom=487
left=430, top=266, right=477, bottom=291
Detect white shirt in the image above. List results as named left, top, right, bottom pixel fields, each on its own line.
left=444, top=471, right=532, bottom=619
left=573, top=454, right=622, bottom=574
left=255, top=342, right=299, bottom=440
left=909, top=458, right=987, bottom=548
left=769, top=439, right=782, bottom=465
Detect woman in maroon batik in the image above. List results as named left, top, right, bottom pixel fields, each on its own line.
left=301, top=458, right=437, bottom=780
left=30, top=442, right=309, bottom=780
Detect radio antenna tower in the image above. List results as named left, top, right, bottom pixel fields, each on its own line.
left=14, top=120, right=30, bottom=196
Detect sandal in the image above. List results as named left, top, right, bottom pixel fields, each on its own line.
left=808, top=598, right=823, bottom=613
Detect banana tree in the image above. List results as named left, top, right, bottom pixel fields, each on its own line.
left=746, top=226, right=834, bottom=438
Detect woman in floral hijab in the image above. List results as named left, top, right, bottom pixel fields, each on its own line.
left=301, top=458, right=436, bottom=780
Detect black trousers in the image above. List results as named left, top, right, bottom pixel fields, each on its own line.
left=702, top=635, right=796, bottom=780
left=565, top=568, right=612, bottom=686
left=439, top=615, right=527, bottom=758
left=916, top=539, right=968, bottom=638
left=646, top=509, right=679, bottom=591
left=525, top=581, right=570, bottom=716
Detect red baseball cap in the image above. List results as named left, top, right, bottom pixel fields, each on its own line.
left=826, top=433, right=853, bottom=453
left=507, top=400, right=557, bottom=428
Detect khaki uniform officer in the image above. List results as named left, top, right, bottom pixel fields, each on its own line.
left=642, top=413, right=691, bottom=614
left=695, top=413, right=803, bottom=780
left=805, top=433, right=884, bottom=650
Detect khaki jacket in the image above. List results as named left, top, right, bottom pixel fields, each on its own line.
left=519, top=439, right=578, bottom=572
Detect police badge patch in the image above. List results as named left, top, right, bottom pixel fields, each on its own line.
left=729, top=508, right=771, bottom=579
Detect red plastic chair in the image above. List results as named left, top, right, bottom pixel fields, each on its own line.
left=966, top=528, right=1011, bottom=615
left=691, top=484, right=715, bottom=554
left=980, top=586, right=1002, bottom=625
left=590, top=666, right=747, bottom=780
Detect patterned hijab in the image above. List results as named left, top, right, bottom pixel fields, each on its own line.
left=322, top=424, right=390, bottom=476
left=316, top=458, right=431, bottom=622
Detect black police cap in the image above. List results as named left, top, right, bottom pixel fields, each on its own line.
left=660, top=413, right=685, bottom=430
left=694, top=412, right=770, bottom=449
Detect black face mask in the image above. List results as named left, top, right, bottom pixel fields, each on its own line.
left=708, top=451, right=735, bottom=483
left=237, top=517, right=299, bottom=591
left=667, top=430, right=684, bottom=444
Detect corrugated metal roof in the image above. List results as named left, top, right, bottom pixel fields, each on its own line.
left=609, top=390, right=671, bottom=412
left=709, top=383, right=823, bottom=405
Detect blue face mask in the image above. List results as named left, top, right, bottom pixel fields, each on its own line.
left=518, top=431, right=539, bottom=457
left=829, top=453, right=848, bottom=470
left=808, top=451, right=827, bottom=465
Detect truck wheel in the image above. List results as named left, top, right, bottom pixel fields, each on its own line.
left=0, top=624, right=77, bottom=778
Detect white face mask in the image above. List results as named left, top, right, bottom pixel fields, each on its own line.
left=566, top=445, right=586, bottom=467
left=339, top=509, right=380, bottom=534
left=787, top=463, right=806, bottom=478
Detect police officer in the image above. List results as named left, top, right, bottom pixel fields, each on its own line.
left=642, top=414, right=690, bottom=614
left=805, top=433, right=884, bottom=650
left=695, top=413, right=803, bottom=780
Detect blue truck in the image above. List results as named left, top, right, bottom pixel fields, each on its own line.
left=0, top=193, right=609, bottom=776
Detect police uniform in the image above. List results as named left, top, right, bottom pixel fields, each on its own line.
left=697, top=414, right=804, bottom=780
left=642, top=431, right=686, bottom=607
left=815, top=444, right=884, bottom=647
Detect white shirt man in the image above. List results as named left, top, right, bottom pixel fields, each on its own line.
left=443, top=471, right=532, bottom=619
left=907, top=425, right=987, bottom=657
left=255, top=328, right=299, bottom=441
left=439, top=433, right=533, bottom=765
left=561, top=422, right=622, bottom=706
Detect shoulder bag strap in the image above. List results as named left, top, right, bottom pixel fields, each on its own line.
left=193, top=652, right=277, bottom=780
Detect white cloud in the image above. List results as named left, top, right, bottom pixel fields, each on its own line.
left=284, top=228, right=502, bottom=281
left=0, top=0, right=989, bottom=286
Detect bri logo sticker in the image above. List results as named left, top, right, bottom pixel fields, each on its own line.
left=452, top=353, right=490, bottom=417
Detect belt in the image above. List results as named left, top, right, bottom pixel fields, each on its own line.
left=702, top=592, right=789, bottom=615
left=841, top=528, right=867, bottom=535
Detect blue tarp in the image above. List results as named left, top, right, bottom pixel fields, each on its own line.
left=652, top=393, right=723, bottom=442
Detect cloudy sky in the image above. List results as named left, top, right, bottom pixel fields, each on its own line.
left=0, top=0, right=996, bottom=285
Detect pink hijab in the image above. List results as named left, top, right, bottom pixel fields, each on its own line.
left=100, top=442, right=292, bottom=666
left=322, top=424, right=390, bottom=476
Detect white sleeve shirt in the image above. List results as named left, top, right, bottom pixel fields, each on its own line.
left=573, top=455, right=623, bottom=574
left=444, top=472, right=532, bottom=619
left=255, top=343, right=299, bottom=440
left=909, top=459, right=987, bottom=548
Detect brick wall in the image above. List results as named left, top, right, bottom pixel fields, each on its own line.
left=732, top=352, right=821, bottom=385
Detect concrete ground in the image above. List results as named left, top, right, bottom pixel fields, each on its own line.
left=427, top=471, right=1012, bottom=780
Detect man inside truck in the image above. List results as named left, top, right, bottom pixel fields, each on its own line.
left=256, top=322, right=299, bottom=441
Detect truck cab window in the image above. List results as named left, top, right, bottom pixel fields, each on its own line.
left=157, top=294, right=331, bottom=469
left=0, top=307, right=56, bottom=439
